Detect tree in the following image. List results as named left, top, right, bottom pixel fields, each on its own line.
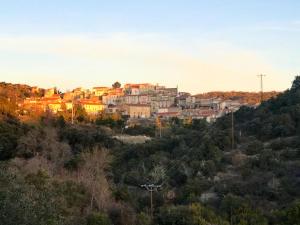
left=56, top=115, right=66, bottom=128
left=112, top=82, right=121, bottom=89
left=86, top=213, right=112, bottom=225
left=156, top=204, right=229, bottom=225
left=275, top=200, right=300, bottom=225
left=136, top=212, right=151, bottom=225
left=75, top=104, right=88, bottom=123
left=0, top=168, right=65, bottom=225
left=220, top=194, right=268, bottom=225
left=291, top=75, right=300, bottom=90
left=0, top=96, right=17, bottom=116
left=0, top=116, right=24, bottom=160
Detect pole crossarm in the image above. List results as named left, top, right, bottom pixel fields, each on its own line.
left=140, top=184, right=162, bottom=219
left=141, top=184, right=162, bottom=192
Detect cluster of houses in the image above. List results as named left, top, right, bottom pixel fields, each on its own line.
left=20, top=83, right=245, bottom=122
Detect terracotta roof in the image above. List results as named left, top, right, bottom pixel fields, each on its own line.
left=82, top=102, right=103, bottom=106
left=127, top=104, right=151, bottom=107
left=42, top=96, right=61, bottom=101
left=93, top=87, right=109, bottom=89
left=79, top=100, right=103, bottom=105
left=157, top=112, right=179, bottom=115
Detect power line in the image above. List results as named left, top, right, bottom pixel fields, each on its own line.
left=231, top=109, right=234, bottom=150
left=71, top=96, right=74, bottom=124
left=257, top=74, right=266, bottom=103
left=156, top=117, right=162, bottom=138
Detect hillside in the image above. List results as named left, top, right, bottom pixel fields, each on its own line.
left=194, top=91, right=280, bottom=105
left=110, top=77, right=300, bottom=224
left=0, top=78, right=299, bottom=225
left=0, top=82, right=44, bottom=119
left=0, top=82, right=44, bottom=100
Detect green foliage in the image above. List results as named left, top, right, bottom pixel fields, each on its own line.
left=231, top=78, right=300, bottom=140
left=274, top=200, right=300, bottom=225
left=220, top=194, right=268, bottom=225
left=59, top=124, right=114, bottom=153
left=113, top=186, right=130, bottom=202
left=112, top=81, right=121, bottom=89
left=56, top=115, right=66, bottom=128
left=53, top=180, right=90, bottom=212
left=0, top=168, right=65, bottom=225
left=291, top=75, right=300, bottom=90
left=156, top=203, right=229, bottom=225
left=86, top=213, right=112, bottom=225
left=136, top=212, right=151, bottom=225
left=64, top=154, right=84, bottom=170
left=124, top=125, right=156, bottom=137
left=232, top=207, right=268, bottom=225
left=75, top=104, right=88, bottom=123
left=25, top=170, right=50, bottom=190
left=95, top=116, right=125, bottom=129
left=0, top=115, right=26, bottom=160
left=245, top=139, right=263, bottom=155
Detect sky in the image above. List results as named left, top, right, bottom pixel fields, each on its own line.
left=0, top=0, right=299, bottom=93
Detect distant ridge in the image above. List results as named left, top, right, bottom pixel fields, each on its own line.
left=194, top=91, right=280, bottom=105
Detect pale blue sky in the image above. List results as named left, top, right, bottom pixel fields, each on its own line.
left=0, top=0, right=299, bottom=93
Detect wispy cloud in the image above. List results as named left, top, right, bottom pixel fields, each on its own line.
left=292, top=20, right=300, bottom=25
left=0, top=33, right=288, bottom=93
left=252, top=20, right=300, bottom=32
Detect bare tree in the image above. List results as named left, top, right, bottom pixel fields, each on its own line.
left=78, top=147, right=112, bottom=211
left=15, top=127, right=72, bottom=176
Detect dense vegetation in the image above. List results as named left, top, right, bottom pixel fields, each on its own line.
left=0, top=78, right=299, bottom=225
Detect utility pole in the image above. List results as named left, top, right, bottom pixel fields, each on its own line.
left=71, top=95, right=74, bottom=124
left=231, top=110, right=234, bottom=150
left=257, top=74, right=266, bottom=103
left=230, top=205, right=233, bottom=225
left=156, top=117, right=162, bottom=138
left=159, top=124, right=162, bottom=138
left=141, top=184, right=162, bottom=219
left=226, top=107, right=234, bottom=150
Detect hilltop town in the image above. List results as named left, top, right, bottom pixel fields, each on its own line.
left=0, top=81, right=279, bottom=123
